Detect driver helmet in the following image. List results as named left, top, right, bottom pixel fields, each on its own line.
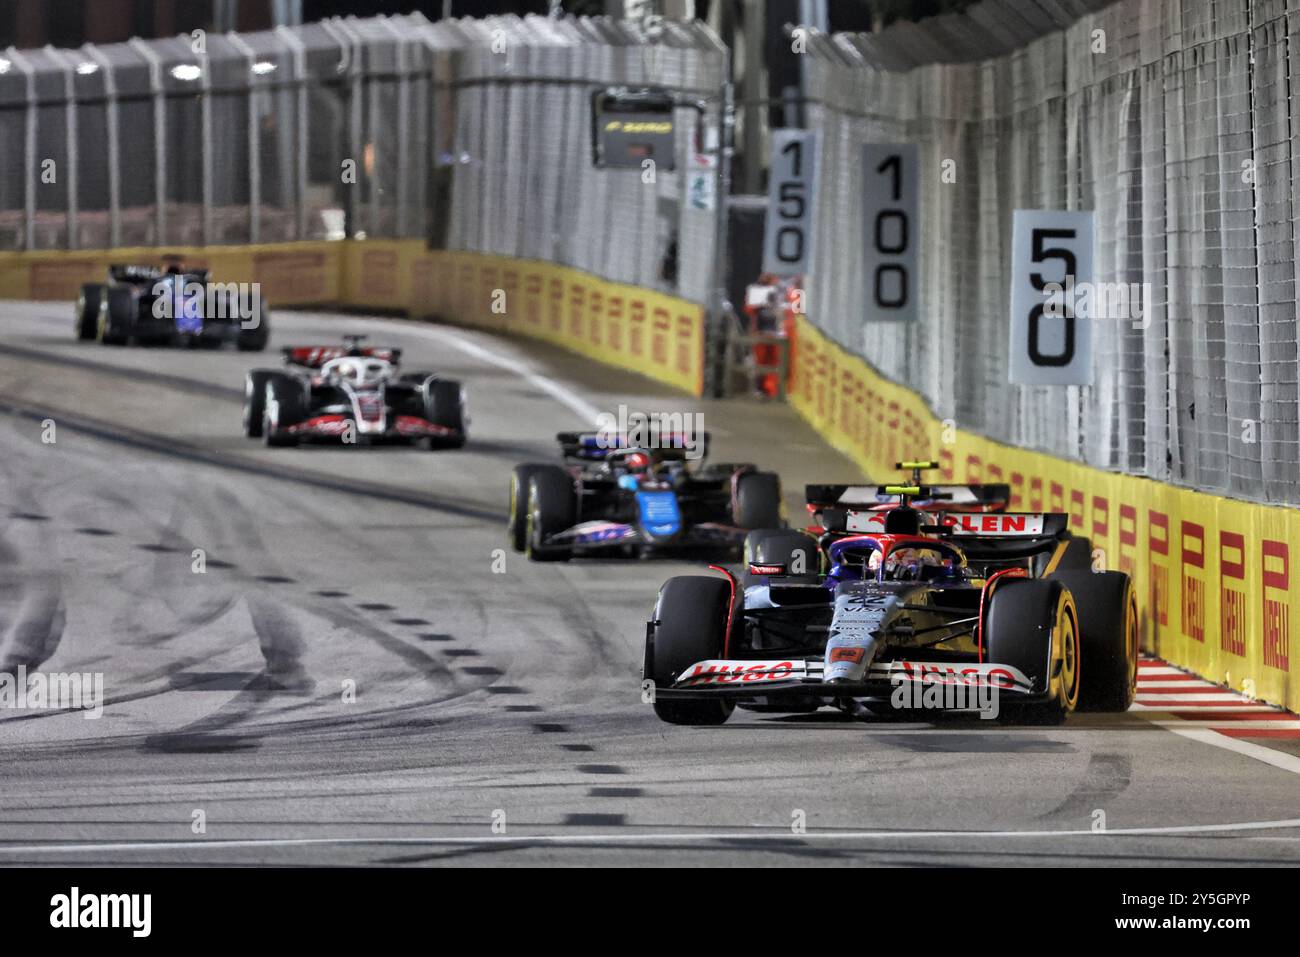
left=869, top=546, right=949, bottom=581
left=623, top=450, right=654, bottom=474
left=325, top=356, right=391, bottom=387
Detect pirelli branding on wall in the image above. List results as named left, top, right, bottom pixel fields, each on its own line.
left=411, top=249, right=704, bottom=397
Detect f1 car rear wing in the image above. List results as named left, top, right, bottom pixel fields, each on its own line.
left=806, top=483, right=1011, bottom=512
left=932, top=512, right=1068, bottom=538
left=108, top=264, right=211, bottom=284
left=557, top=430, right=710, bottom=462
left=282, top=345, right=402, bottom=369
left=926, top=512, right=1073, bottom=566
left=108, top=264, right=163, bottom=282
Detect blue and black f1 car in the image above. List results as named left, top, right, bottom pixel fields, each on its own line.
left=508, top=432, right=784, bottom=561
left=643, top=490, right=1139, bottom=726
left=75, top=260, right=269, bottom=350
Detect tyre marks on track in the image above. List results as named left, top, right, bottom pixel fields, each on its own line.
left=0, top=442, right=68, bottom=676
left=0, top=393, right=504, bottom=522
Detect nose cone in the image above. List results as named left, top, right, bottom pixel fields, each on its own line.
left=824, top=584, right=896, bottom=683
left=824, top=645, right=872, bottom=683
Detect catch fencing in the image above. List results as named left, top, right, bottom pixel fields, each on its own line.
left=0, top=13, right=726, bottom=306
left=802, top=0, right=1300, bottom=505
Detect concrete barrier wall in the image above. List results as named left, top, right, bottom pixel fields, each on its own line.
left=0, top=241, right=706, bottom=397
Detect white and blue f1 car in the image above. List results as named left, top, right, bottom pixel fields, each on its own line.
left=644, top=490, right=1139, bottom=726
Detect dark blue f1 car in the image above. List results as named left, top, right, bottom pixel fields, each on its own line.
left=75, top=260, right=269, bottom=351
left=508, top=432, right=784, bottom=561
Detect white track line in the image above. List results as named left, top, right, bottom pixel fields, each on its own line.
left=1150, top=720, right=1300, bottom=730
left=1134, top=666, right=1300, bottom=774
left=1150, top=726, right=1300, bottom=775
left=328, top=315, right=606, bottom=425
left=1132, top=703, right=1278, bottom=713
left=1, top=817, right=1299, bottom=854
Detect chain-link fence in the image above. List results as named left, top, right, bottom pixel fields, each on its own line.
left=802, top=0, right=1300, bottom=506
left=0, top=13, right=726, bottom=305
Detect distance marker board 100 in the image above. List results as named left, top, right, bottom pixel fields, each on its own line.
left=862, top=143, right=919, bottom=323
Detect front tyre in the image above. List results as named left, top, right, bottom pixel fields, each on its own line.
left=985, top=579, right=1080, bottom=725
left=76, top=284, right=103, bottom=340
left=508, top=464, right=548, bottom=552
left=98, top=286, right=134, bottom=346
left=525, top=466, right=576, bottom=562
left=243, top=370, right=278, bottom=438
left=1049, top=570, right=1138, bottom=712
left=264, top=375, right=306, bottom=447
left=647, top=575, right=735, bottom=726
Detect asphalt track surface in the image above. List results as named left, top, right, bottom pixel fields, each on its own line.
left=0, top=301, right=1297, bottom=867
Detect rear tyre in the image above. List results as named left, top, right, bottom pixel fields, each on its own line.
left=648, top=575, right=736, bottom=726
left=98, top=286, right=134, bottom=345
left=735, top=471, right=783, bottom=529
left=508, top=464, right=549, bottom=552
left=985, top=579, right=1080, bottom=725
left=741, top=528, right=818, bottom=587
left=425, top=378, right=467, bottom=449
left=525, top=466, right=576, bottom=562
left=236, top=302, right=270, bottom=352
left=264, top=375, right=306, bottom=448
left=76, top=284, right=102, bottom=340
left=1032, top=535, right=1093, bottom=575
left=1048, top=570, right=1138, bottom=712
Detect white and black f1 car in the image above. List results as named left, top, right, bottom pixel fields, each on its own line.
left=508, top=432, right=783, bottom=561
left=242, top=336, right=467, bottom=448
left=644, top=480, right=1138, bottom=726
left=76, top=261, right=269, bottom=350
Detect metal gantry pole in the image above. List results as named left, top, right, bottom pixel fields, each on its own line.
left=8, top=48, right=37, bottom=250
left=706, top=75, right=735, bottom=397
left=322, top=17, right=364, bottom=239
left=82, top=43, right=121, bottom=249
left=44, top=47, right=79, bottom=250
left=129, top=37, right=167, bottom=246
left=739, top=0, right=764, bottom=195
left=275, top=24, right=309, bottom=241
left=377, top=15, right=411, bottom=237
left=228, top=31, right=261, bottom=245
left=199, top=44, right=214, bottom=245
